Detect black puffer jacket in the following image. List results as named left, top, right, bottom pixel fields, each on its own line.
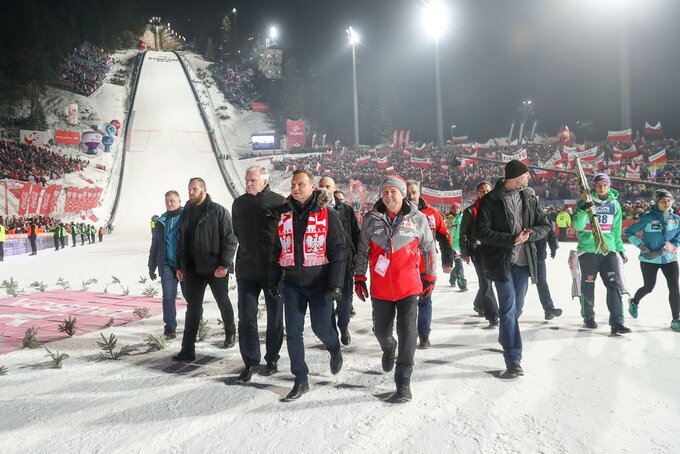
left=475, top=179, right=551, bottom=283
left=176, top=194, right=238, bottom=275
left=330, top=196, right=361, bottom=273
left=232, top=185, right=285, bottom=282
left=269, top=190, right=347, bottom=292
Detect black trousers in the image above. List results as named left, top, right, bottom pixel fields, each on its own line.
left=372, top=295, right=419, bottom=386
left=472, top=250, right=498, bottom=320
left=578, top=252, right=624, bottom=325
left=29, top=237, right=37, bottom=254
left=237, top=278, right=284, bottom=367
left=53, top=236, right=60, bottom=250
left=71, top=233, right=77, bottom=247
left=0, top=241, right=3, bottom=261
left=180, top=271, right=235, bottom=352
left=633, top=261, right=680, bottom=320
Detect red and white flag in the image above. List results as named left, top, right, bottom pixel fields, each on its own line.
left=644, top=121, right=663, bottom=137
left=376, top=156, right=389, bottom=169
left=607, top=128, right=632, bottom=143
left=451, top=135, right=468, bottom=144
left=649, top=149, right=667, bottom=165
left=355, top=156, right=371, bottom=164
left=411, top=157, right=431, bottom=169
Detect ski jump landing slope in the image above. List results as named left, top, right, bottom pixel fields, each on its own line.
left=115, top=51, right=233, bottom=235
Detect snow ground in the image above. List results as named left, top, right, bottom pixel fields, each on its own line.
left=1, top=50, right=679, bottom=453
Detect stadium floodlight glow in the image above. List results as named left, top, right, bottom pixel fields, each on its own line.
left=270, top=26, right=278, bottom=40
left=347, top=26, right=360, bottom=147
left=423, top=1, right=448, bottom=40
left=232, top=7, right=237, bottom=14
left=346, top=26, right=359, bottom=45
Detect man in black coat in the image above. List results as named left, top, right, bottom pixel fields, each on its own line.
left=460, top=180, right=499, bottom=326
left=269, top=170, right=347, bottom=401
left=533, top=204, right=562, bottom=320
left=318, top=176, right=361, bottom=346
left=232, top=166, right=286, bottom=382
left=173, top=177, right=238, bottom=362
left=475, top=160, right=551, bottom=379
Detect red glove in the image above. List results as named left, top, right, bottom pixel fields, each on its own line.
left=421, top=277, right=436, bottom=298
left=354, top=275, right=369, bottom=301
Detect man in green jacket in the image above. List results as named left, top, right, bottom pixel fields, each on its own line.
left=445, top=203, right=467, bottom=291
left=574, top=173, right=631, bottom=335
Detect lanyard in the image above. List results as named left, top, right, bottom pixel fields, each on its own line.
left=384, top=215, right=401, bottom=257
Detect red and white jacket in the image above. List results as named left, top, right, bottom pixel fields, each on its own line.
left=355, top=200, right=435, bottom=301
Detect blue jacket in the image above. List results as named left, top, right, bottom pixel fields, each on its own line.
left=148, top=207, right=183, bottom=273
left=624, top=206, right=680, bottom=264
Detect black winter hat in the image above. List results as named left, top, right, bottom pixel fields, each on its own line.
left=655, top=188, right=673, bottom=203
left=504, top=160, right=529, bottom=180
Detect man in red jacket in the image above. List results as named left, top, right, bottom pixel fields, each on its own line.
left=354, top=176, right=436, bottom=403
left=405, top=180, right=454, bottom=348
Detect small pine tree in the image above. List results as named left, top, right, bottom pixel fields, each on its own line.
left=197, top=319, right=211, bottom=341
left=0, top=365, right=7, bottom=376
left=133, top=307, right=151, bottom=319
left=1, top=278, right=23, bottom=297
left=23, top=326, right=41, bottom=348
left=57, top=316, right=77, bottom=337
left=142, top=286, right=159, bottom=298
left=45, top=348, right=69, bottom=369
left=96, top=333, right=133, bottom=361
left=144, top=334, right=167, bottom=352
left=56, top=277, right=70, bottom=289
left=30, top=281, right=48, bottom=292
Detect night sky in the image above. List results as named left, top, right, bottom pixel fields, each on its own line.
left=152, top=0, right=680, bottom=142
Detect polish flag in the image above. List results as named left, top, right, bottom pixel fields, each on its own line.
left=644, top=121, right=663, bottom=137
left=607, top=128, right=632, bottom=143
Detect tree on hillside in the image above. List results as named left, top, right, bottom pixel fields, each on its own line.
left=220, top=15, right=231, bottom=57
left=277, top=57, right=304, bottom=121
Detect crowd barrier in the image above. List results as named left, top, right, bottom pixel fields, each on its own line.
left=3, top=233, right=69, bottom=256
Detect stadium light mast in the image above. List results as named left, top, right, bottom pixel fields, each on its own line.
left=618, top=7, right=631, bottom=131
left=424, top=1, right=448, bottom=149
left=232, top=8, right=238, bottom=53
left=347, top=26, right=360, bottom=147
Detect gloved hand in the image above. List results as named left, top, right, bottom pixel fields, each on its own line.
left=149, top=269, right=157, bottom=281
left=421, top=278, right=436, bottom=298
left=642, top=249, right=663, bottom=260
left=268, top=282, right=281, bottom=299
left=581, top=201, right=594, bottom=211
left=329, top=287, right=343, bottom=303
left=550, top=249, right=557, bottom=259
left=639, top=245, right=651, bottom=255
left=354, top=275, right=369, bottom=301
left=619, top=251, right=628, bottom=264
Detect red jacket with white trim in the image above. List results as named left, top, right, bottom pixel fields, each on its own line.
left=355, top=199, right=435, bottom=301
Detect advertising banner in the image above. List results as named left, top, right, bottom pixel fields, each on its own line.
left=19, top=130, right=51, bottom=147
left=286, top=120, right=306, bottom=149
left=55, top=130, right=81, bottom=145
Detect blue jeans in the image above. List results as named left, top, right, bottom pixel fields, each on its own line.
left=282, top=281, right=340, bottom=385
left=160, top=264, right=184, bottom=333
left=417, top=294, right=432, bottom=339
left=493, top=265, right=530, bottom=365
left=334, top=271, right=353, bottom=330
left=237, top=279, right=283, bottom=367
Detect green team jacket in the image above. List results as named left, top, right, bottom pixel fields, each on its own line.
left=573, top=187, right=624, bottom=254
left=445, top=213, right=462, bottom=252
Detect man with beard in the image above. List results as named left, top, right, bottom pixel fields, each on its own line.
left=173, top=178, right=238, bottom=362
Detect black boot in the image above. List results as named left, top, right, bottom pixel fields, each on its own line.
left=386, top=384, right=412, bottom=403
left=261, top=361, right=278, bottom=376
left=330, top=349, right=343, bottom=375
left=382, top=344, right=396, bottom=372
left=172, top=350, right=195, bottom=362
left=283, top=382, right=309, bottom=401
left=340, top=327, right=351, bottom=346
left=223, top=332, right=236, bottom=349
left=237, top=365, right=256, bottom=383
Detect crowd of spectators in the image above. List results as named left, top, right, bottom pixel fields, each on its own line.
left=57, top=42, right=112, bottom=96
left=271, top=138, right=680, bottom=205
left=2, top=215, right=61, bottom=234
left=0, top=140, right=89, bottom=184
left=209, top=58, right=265, bottom=107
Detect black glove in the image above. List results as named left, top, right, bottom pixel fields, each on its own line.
left=642, top=249, right=663, bottom=260
left=149, top=269, right=157, bottom=281
left=618, top=251, right=628, bottom=264
left=581, top=201, right=594, bottom=211
left=329, top=287, right=343, bottom=303
left=550, top=249, right=557, bottom=259
left=268, top=282, right=281, bottom=299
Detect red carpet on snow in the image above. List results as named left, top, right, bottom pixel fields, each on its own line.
left=0, top=290, right=181, bottom=354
